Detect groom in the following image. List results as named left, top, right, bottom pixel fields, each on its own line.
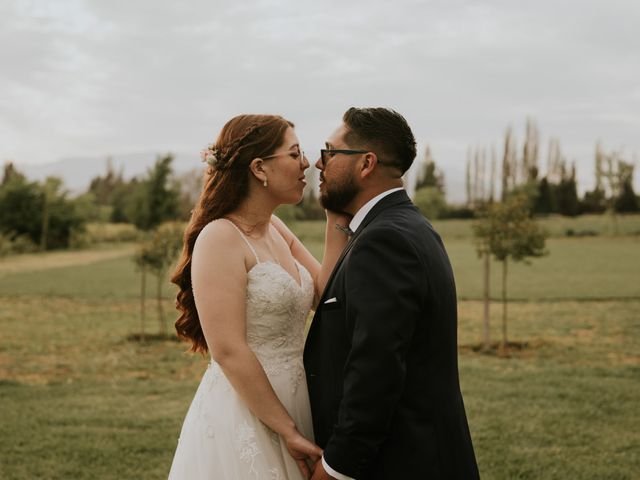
left=303, top=108, right=479, bottom=479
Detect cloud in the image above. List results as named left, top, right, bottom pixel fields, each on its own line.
left=1, top=0, right=639, bottom=200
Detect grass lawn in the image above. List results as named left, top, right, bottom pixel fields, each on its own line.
left=1, top=216, right=639, bottom=479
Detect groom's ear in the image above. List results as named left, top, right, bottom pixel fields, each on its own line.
left=359, top=152, right=379, bottom=178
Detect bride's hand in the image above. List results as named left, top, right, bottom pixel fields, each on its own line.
left=283, top=428, right=323, bottom=479
left=325, top=210, right=352, bottom=232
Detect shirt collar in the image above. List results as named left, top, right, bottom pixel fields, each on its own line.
left=349, top=187, right=404, bottom=233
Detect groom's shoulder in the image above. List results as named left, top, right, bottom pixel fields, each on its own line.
left=373, top=206, right=444, bottom=248
left=376, top=201, right=429, bottom=230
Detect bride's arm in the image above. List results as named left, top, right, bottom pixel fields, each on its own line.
left=271, top=212, right=350, bottom=307
left=192, top=222, right=322, bottom=476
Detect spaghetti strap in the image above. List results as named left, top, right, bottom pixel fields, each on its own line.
left=221, top=218, right=261, bottom=264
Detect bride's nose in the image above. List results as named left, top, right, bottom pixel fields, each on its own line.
left=301, top=153, right=310, bottom=170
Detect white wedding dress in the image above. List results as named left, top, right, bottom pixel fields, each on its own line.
left=168, top=224, right=315, bottom=480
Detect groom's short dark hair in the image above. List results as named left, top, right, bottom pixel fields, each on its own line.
left=342, top=107, right=417, bottom=174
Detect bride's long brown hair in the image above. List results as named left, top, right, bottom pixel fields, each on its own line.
left=171, top=114, right=294, bottom=354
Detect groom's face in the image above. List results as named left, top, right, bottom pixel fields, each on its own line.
left=316, top=125, right=361, bottom=214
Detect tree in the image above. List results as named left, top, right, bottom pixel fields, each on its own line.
left=147, top=223, right=184, bottom=335
left=472, top=215, right=492, bottom=352
left=613, top=161, right=638, bottom=213
left=414, top=148, right=447, bottom=219
left=534, top=177, right=554, bottom=214
left=556, top=163, right=580, bottom=216
left=132, top=222, right=184, bottom=338
left=466, top=143, right=499, bottom=344
left=87, top=157, right=122, bottom=205
left=132, top=154, right=180, bottom=231
left=86, top=158, right=133, bottom=222
left=176, top=167, right=205, bottom=220
left=40, top=177, right=64, bottom=251
left=0, top=167, right=85, bottom=250
left=132, top=243, right=154, bottom=341
left=2, top=162, right=26, bottom=186
left=600, top=148, right=638, bottom=231
left=466, top=147, right=472, bottom=206
left=615, top=180, right=638, bottom=212
left=472, top=195, right=547, bottom=354
left=522, top=118, right=540, bottom=182
left=415, top=146, right=444, bottom=192
left=0, top=171, right=42, bottom=246
left=413, top=186, right=447, bottom=220
left=581, top=187, right=607, bottom=214
left=501, top=127, right=517, bottom=198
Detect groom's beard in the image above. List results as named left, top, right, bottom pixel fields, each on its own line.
left=319, top=170, right=360, bottom=214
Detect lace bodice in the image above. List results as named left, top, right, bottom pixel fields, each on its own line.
left=245, top=260, right=314, bottom=375
left=206, top=220, right=315, bottom=394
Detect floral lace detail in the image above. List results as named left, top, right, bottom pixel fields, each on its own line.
left=261, top=356, right=306, bottom=394
left=269, top=467, right=284, bottom=479
left=246, top=261, right=312, bottom=318
left=204, top=362, right=231, bottom=392
left=244, top=261, right=314, bottom=394
left=236, top=420, right=261, bottom=477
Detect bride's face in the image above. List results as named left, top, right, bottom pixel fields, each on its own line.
left=262, top=127, right=309, bottom=204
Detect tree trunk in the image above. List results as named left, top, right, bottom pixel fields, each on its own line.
left=482, top=251, right=491, bottom=351
left=611, top=210, right=619, bottom=236
left=140, top=268, right=146, bottom=342
left=157, top=272, right=166, bottom=336
left=40, top=196, right=49, bottom=251
left=501, top=259, right=508, bottom=355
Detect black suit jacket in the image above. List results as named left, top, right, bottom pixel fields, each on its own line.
left=304, top=190, right=479, bottom=479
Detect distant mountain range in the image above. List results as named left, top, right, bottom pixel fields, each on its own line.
left=15, top=152, right=201, bottom=194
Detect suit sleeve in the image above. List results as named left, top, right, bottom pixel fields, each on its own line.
left=322, top=227, right=425, bottom=478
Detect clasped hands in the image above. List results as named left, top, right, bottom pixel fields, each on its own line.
left=284, top=429, right=336, bottom=479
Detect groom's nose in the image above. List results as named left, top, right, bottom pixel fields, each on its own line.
left=314, top=156, right=324, bottom=170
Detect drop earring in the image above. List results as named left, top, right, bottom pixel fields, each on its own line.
left=263, top=179, right=268, bottom=188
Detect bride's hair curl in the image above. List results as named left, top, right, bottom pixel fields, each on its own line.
left=171, top=114, right=294, bottom=353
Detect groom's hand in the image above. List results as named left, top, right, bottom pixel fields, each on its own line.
left=311, top=459, right=337, bottom=480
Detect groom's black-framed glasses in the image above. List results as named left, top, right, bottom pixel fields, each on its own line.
left=320, top=149, right=392, bottom=168
left=319, top=149, right=368, bottom=167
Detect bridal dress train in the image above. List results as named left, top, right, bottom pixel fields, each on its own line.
left=169, top=223, right=315, bottom=480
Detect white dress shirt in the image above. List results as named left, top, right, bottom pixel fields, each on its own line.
left=322, top=186, right=404, bottom=480
left=349, top=187, right=404, bottom=232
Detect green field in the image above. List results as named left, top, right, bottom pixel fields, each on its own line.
left=1, top=215, right=639, bottom=479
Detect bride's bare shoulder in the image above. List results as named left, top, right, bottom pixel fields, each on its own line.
left=194, top=219, right=242, bottom=256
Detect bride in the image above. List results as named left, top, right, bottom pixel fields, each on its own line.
left=169, top=114, right=349, bottom=479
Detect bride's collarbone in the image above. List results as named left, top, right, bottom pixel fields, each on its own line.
left=247, top=247, right=302, bottom=287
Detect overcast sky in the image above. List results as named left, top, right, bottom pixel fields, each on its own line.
left=2, top=0, right=639, bottom=201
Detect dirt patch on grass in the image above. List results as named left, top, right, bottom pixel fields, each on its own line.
left=459, top=339, right=547, bottom=358
left=606, top=353, right=640, bottom=366
left=0, top=245, right=134, bottom=275
left=126, top=332, right=180, bottom=343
